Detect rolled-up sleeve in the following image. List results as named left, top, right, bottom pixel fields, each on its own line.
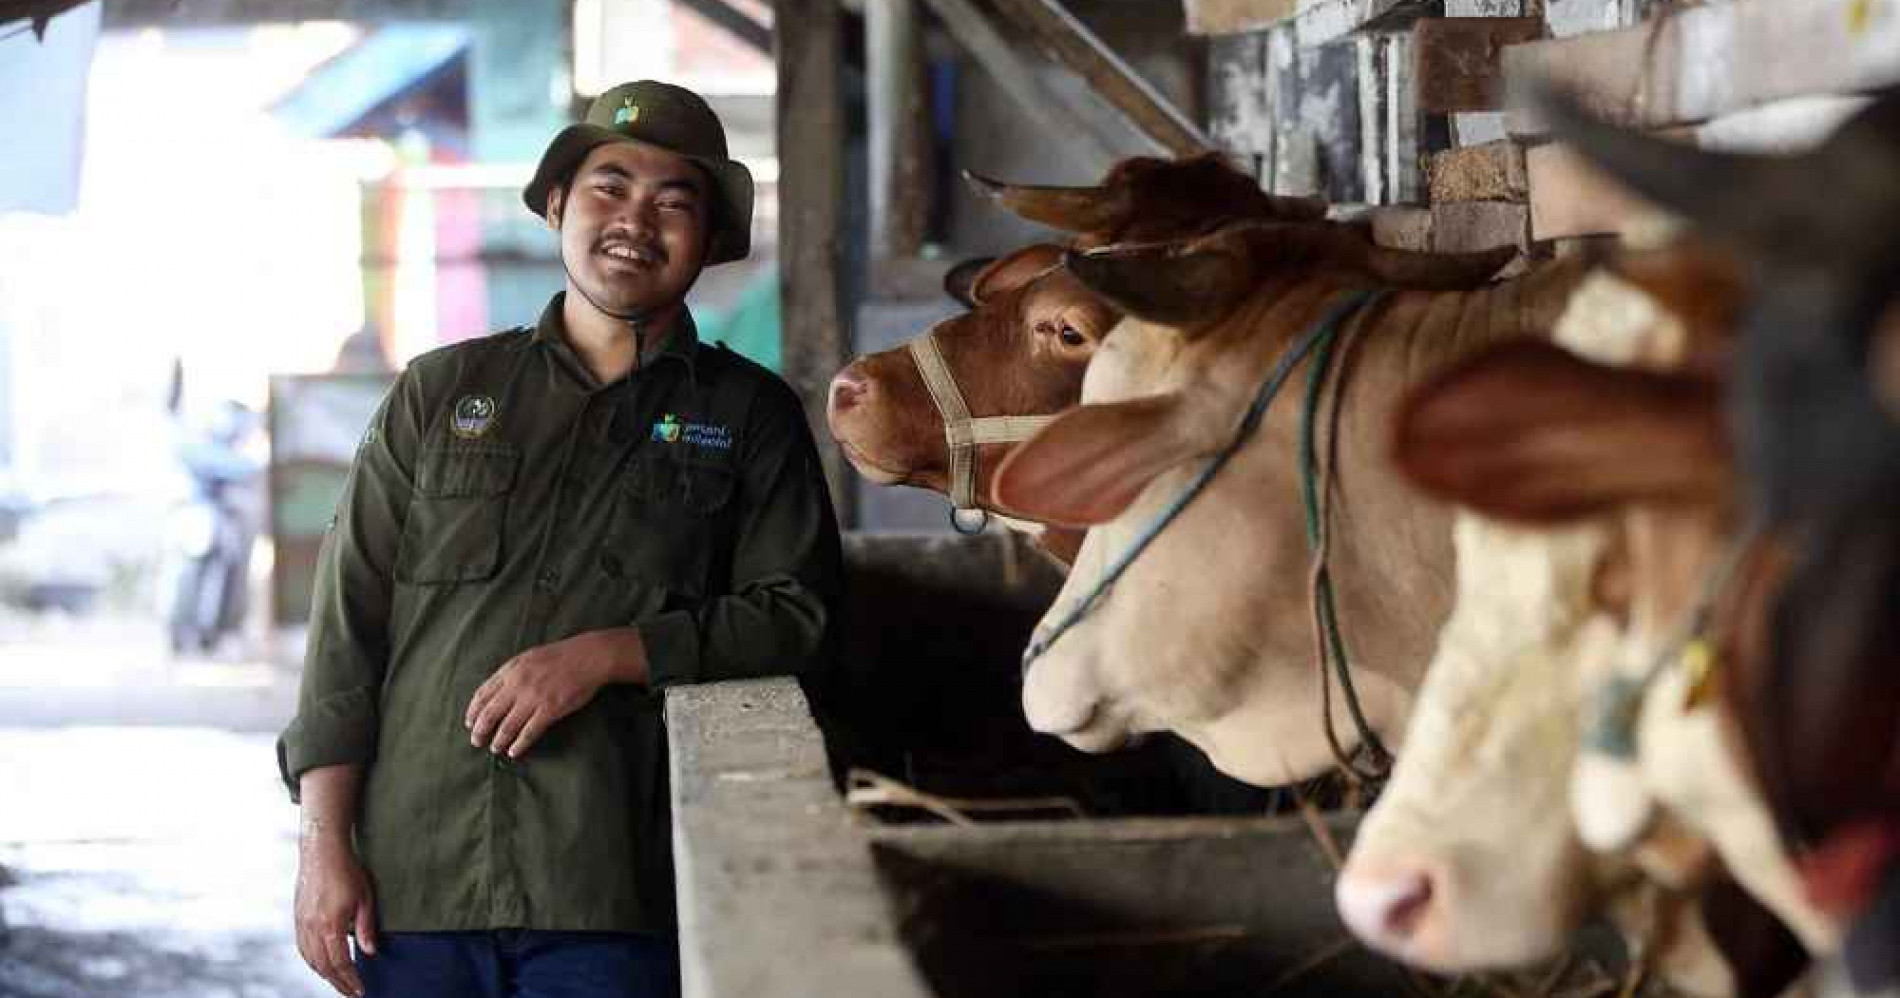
left=276, top=373, right=422, bottom=801
left=640, top=379, right=842, bottom=688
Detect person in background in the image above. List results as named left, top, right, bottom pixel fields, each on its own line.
left=279, top=79, right=842, bottom=998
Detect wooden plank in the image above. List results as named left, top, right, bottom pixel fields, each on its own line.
left=1433, top=200, right=1529, bottom=251
left=1301, top=39, right=1364, bottom=203
left=1507, top=0, right=1900, bottom=136
left=1182, top=0, right=1434, bottom=43
left=1268, top=27, right=1315, bottom=195
left=1367, top=205, right=1433, bottom=250
left=1209, top=32, right=1273, bottom=155
left=1426, top=140, right=1528, bottom=202
left=1357, top=36, right=1387, bottom=205
left=1413, top=16, right=1546, bottom=113
left=777, top=0, right=856, bottom=524
left=918, top=0, right=1131, bottom=167
left=989, top=0, right=1214, bottom=156
left=866, top=0, right=933, bottom=260
left=1183, top=0, right=1298, bottom=36
left=1543, top=0, right=1623, bottom=38
left=1294, top=0, right=1437, bottom=48
left=1384, top=31, right=1421, bottom=203
left=1445, top=0, right=1522, bottom=14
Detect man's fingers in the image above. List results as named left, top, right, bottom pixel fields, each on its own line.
left=354, top=894, right=379, bottom=957
left=465, top=673, right=501, bottom=729
left=488, top=703, right=532, bottom=754
left=469, top=691, right=507, bottom=748
left=507, top=711, right=551, bottom=758
left=323, top=926, right=365, bottom=997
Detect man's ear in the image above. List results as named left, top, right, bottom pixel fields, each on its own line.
left=545, top=185, right=566, bottom=230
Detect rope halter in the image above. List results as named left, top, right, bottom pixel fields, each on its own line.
left=907, top=325, right=1058, bottom=512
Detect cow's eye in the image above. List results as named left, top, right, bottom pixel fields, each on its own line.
left=1058, top=325, right=1087, bottom=348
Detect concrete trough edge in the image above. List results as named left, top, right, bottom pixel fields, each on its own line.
left=667, top=677, right=934, bottom=998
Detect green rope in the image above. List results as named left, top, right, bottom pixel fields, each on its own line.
left=1298, top=290, right=1394, bottom=770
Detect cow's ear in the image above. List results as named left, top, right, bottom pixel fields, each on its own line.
left=1393, top=340, right=1729, bottom=524
left=943, top=257, right=996, bottom=308
left=992, top=394, right=1196, bottom=527
left=966, top=244, right=1065, bottom=305
left=1062, top=237, right=1251, bottom=331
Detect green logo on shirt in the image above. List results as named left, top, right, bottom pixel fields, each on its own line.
left=651, top=413, right=683, bottom=444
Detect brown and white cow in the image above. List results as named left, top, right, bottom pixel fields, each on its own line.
left=1534, top=82, right=1900, bottom=992
left=827, top=155, right=1324, bottom=560
left=1337, top=254, right=1828, bottom=993
left=988, top=220, right=1571, bottom=785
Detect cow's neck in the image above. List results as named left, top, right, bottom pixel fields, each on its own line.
left=1253, top=259, right=1593, bottom=701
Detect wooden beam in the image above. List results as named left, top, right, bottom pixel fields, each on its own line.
left=677, top=0, right=773, bottom=55
left=1413, top=16, right=1545, bottom=113
left=985, top=0, right=1212, bottom=157
left=1506, top=0, right=1900, bottom=136
left=1182, top=0, right=1435, bottom=43
left=866, top=0, right=933, bottom=260
left=777, top=0, right=856, bottom=524
left=917, top=0, right=1132, bottom=167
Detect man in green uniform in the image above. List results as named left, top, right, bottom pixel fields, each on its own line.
left=279, top=80, right=842, bottom=998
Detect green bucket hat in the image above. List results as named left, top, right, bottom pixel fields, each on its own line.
left=523, top=80, right=754, bottom=265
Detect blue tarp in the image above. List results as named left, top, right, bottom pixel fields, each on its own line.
left=271, top=24, right=470, bottom=139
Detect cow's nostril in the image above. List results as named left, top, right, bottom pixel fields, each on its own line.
left=1336, top=868, right=1435, bottom=947
left=828, top=368, right=872, bottom=414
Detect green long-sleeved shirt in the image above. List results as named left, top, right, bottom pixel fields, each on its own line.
left=276, top=296, right=842, bottom=933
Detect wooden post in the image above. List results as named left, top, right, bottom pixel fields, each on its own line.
left=985, top=0, right=1213, bottom=157
left=866, top=0, right=934, bottom=263
left=777, top=0, right=856, bottom=524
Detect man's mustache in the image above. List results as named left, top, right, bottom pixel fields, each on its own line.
left=595, top=230, right=668, bottom=264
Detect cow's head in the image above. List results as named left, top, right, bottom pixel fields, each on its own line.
left=1537, top=84, right=1900, bottom=985
left=1339, top=257, right=1830, bottom=985
left=989, top=219, right=1519, bottom=782
left=827, top=155, right=1335, bottom=553
left=1529, top=80, right=1900, bottom=527
left=827, top=244, right=1117, bottom=525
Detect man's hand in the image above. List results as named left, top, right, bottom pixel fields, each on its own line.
left=294, top=822, right=377, bottom=998
left=465, top=627, right=649, bottom=758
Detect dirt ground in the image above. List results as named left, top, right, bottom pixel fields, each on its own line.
left=0, top=727, right=327, bottom=998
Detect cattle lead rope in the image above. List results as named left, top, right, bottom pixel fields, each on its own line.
left=1022, top=289, right=1389, bottom=682
left=908, top=328, right=1060, bottom=512
left=1299, top=294, right=1396, bottom=779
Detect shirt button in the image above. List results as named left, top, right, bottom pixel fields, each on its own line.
left=535, top=567, right=561, bottom=592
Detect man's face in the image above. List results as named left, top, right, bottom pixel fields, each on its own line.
left=547, top=140, right=712, bottom=315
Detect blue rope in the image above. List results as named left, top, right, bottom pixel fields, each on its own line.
left=1021, top=289, right=1385, bottom=672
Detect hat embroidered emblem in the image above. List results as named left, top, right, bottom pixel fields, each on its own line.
left=451, top=395, right=498, bottom=438
left=614, top=100, right=641, bottom=126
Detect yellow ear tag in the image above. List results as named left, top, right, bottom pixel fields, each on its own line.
left=1679, top=637, right=1717, bottom=712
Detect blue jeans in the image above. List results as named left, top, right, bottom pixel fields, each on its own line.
left=356, top=930, right=680, bottom=998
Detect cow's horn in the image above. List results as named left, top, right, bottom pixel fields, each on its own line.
left=1062, top=243, right=1247, bottom=329
left=964, top=171, right=1135, bottom=234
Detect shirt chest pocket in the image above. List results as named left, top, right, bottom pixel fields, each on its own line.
left=395, top=444, right=521, bottom=585
left=610, top=454, right=736, bottom=598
